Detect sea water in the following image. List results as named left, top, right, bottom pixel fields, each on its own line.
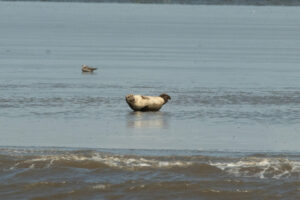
left=0, top=2, right=300, bottom=199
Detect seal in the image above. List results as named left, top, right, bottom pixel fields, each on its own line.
left=81, top=64, right=97, bottom=72
left=125, top=93, right=171, bottom=111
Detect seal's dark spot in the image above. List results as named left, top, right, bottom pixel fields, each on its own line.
left=140, top=106, right=150, bottom=112
left=141, top=96, right=150, bottom=100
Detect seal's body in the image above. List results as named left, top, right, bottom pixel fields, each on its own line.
left=81, top=64, right=97, bottom=72
left=126, top=94, right=171, bottom=111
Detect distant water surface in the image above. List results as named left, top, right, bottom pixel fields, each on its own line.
left=0, top=2, right=300, bottom=151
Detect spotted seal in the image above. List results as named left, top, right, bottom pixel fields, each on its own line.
left=125, top=93, right=171, bottom=111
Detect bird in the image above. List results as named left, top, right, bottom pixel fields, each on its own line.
left=125, top=93, right=171, bottom=111
left=81, top=64, right=97, bottom=73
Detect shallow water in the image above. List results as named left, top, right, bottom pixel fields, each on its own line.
left=1, top=2, right=300, bottom=152
left=0, top=2, right=300, bottom=199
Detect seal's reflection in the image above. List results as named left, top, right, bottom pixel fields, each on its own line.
left=127, top=111, right=170, bottom=129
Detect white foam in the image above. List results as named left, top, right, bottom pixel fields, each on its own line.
left=210, top=157, right=300, bottom=179
left=13, top=153, right=192, bottom=170
left=29, top=164, right=35, bottom=169
left=209, top=189, right=220, bottom=193
left=92, top=184, right=108, bottom=190
left=7, top=151, right=300, bottom=180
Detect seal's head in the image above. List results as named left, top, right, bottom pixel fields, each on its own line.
left=126, top=94, right=135, bottom=103
left=160, top=93, right=171, bottom=104
left=125, top=94, right=137, bottom=111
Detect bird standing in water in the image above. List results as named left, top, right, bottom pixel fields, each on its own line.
left=81, top=64, right=97, bottom=73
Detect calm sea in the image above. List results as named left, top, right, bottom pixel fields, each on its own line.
left=0, top=1, right=300, bottom=199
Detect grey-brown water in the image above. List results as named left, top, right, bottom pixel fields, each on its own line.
left=1, top=147, right=300, bottom=199
left=0, top=1, right=300, bottom=199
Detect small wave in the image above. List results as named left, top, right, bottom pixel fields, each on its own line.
left=210, top=157, right=300, bottom=179
left=0, top=96, right=115, bottom=108
left=1, top=148, right=300, bottom=179
left=173, top=90, right=300, bottom=106
left=4, top=153, right=194, bottom=171
left=1, top=148, right=300, bottom=200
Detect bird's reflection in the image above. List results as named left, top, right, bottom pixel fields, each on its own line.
left=127, top=111, right=170, bottom=129
left=81, top=71, right=96, bottom=75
